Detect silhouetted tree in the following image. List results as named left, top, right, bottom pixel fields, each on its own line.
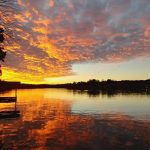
left=0, top=1, right=21, bottom=63
left=0, top=27, right=6, bottom=62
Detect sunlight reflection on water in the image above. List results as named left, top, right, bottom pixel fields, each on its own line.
left=0, top=89, right=150, bottom=150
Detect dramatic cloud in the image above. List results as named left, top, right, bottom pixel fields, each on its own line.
left=1, top=0, right=150, bottom=82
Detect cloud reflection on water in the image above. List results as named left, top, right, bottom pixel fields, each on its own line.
left=0, top=89, right=150, bottom=150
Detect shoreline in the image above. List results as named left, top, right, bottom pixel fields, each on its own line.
left=0, top=79, right=150, bottom=95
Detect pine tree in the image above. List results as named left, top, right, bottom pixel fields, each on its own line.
left=0, top=27, right=6, bottom=62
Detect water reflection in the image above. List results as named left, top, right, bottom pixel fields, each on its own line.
left=73, top=89, right=150, bottom=97
left=0, top=89, right=150, bottom=150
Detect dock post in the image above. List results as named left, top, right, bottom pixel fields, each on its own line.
left=15, top=89, right=17, bottom=100
left=15, top=89, right=17, bottom=111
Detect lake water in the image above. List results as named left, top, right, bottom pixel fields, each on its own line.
left=0, top=89, right=150, bottom=150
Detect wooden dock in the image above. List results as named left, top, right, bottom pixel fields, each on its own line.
left=0, top=89, right=20, bottom=119
left=0, top=97, right=17, bottom=103
left=0, top=110, right=20, bottom=119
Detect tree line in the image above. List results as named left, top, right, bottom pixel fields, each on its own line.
left=0, top=79, right=150, bottom=94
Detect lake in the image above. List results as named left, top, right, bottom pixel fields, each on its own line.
left=0, top=89, right=150, bottom=150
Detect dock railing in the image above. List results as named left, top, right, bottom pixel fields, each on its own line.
left=0, top=89, right=20, bottom=119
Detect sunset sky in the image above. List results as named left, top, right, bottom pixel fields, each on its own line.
left=0, top=0, right=150, bottom=84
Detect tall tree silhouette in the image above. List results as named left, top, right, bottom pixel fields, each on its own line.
left=0, top=27, right=6, bottom=77
left=0, top=0, right=18, bottom=76
left=0, top=27, right=6, bottom=62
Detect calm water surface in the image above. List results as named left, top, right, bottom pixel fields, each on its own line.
left=0, top=89, right=150, bottom=150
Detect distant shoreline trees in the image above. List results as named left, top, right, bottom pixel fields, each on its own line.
left=65, top=79, right=150, bottom=93
left=0, top=79, right=150, bottom=95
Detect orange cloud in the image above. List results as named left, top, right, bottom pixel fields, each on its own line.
left=0, top=0, right=150, bottom=83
